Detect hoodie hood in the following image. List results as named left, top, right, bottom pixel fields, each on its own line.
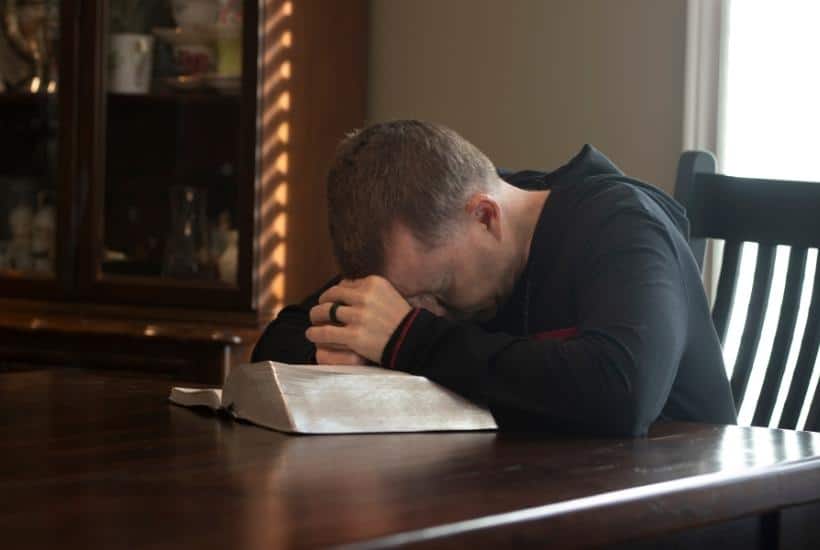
left=540, top=144, right=691, bottom=239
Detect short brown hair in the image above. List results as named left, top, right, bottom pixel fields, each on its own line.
left=326, top=120, right=496, bottom=278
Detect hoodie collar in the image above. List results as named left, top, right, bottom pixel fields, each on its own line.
left=542, top=144, right=624, bottom=188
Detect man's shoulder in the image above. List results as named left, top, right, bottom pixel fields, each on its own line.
left=570, top=174, right=685, bottom=226
left=555, top=175, right=661, bottom=223
left=541, top=176, right=690, bottom=262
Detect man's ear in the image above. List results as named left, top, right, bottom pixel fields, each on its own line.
left=465, top=193, right=502, bottom=240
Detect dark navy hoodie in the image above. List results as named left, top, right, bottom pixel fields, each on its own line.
left=253, top=145, right=738, bottom=436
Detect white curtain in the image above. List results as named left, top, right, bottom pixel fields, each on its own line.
left=682, top=0, right=727, bottom=305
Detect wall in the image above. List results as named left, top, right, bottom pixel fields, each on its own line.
left=367, top=0, right=687, bottom=193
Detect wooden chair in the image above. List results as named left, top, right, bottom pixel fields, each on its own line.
left=675, top=151, right=820, bottom=431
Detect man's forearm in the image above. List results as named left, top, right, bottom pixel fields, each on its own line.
left=381, top=308, right=663, bottom=436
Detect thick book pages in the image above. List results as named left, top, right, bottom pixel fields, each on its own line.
left=169, top=361, right=498, bottom=434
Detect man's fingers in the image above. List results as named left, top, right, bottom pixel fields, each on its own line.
left=339, top=275, right=389, bottom=290
left=314, top=341, right=351, bottom=352
left=306, top=324, right=355, bottom=347
left=309, top=303, right=326, bottom=325
left=315, top=347, right=368, bottom=365
left=309, top=302, right=356, bottom=325
left=318, top=284, right=365, bottom=306
left=320, top=276, right=395, bottom=304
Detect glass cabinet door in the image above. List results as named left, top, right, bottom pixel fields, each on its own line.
left=98, top=0, right=247, bottom=293
left=0, top=0, right=62, bottom=280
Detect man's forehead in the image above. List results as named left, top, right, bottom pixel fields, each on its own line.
left=385, top=258, right=445, bottom=297
left=384, top=224, right=449, bottom=297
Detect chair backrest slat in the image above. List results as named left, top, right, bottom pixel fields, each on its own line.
left=730, top=244, right=776, bottom=408
left=806, top=371, right=820, bottom=432
left=711, top=240, right=742, bottom=344
left=690, top=173, right=820, bottom=248
left=752, top=247, right=808, bottom=426
left=779, top=262, right=820, bottom=429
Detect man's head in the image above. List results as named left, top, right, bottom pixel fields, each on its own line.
left=326, top=120, right=522, bottom=320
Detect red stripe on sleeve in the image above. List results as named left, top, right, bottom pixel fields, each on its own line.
left=532, top=327, right=579, bottom=341
left=388, top=308, right=422, bottom=370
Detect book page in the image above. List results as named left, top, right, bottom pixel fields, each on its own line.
left=169, top=387, right=223, bottom=411
left=277, top=362, right=411, bottom=377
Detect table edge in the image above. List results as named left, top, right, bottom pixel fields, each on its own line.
left=344, top=454, right=820, bottom=549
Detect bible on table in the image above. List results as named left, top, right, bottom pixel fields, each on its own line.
left=169, top=361, right=498, bottom=434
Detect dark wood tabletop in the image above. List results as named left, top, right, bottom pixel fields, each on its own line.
left=2, top=365, right=820, bottom=549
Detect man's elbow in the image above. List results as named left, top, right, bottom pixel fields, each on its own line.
left=591, top=379, right=656, bottom=437
left=601, top=407, right=652, bottom=437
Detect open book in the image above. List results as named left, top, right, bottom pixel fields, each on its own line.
left=169, top=361, right=498, bottom=434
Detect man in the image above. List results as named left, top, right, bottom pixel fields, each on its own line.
left=252, top=120, right=737, bottom=436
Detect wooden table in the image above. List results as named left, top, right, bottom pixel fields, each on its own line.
left=2, top=365, right=820, bottom=549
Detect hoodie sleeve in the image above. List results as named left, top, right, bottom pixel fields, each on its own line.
left=251, top=276, right=341, bottom=364
left=381, top=210, right=688, bottom=437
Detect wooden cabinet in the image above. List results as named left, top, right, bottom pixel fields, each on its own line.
left=0, top=1, right=367, bottom=382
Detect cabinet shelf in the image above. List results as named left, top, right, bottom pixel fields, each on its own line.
left=0, top=92, right=53, bottom=106
left=107, top=90, right=240, bottom=105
